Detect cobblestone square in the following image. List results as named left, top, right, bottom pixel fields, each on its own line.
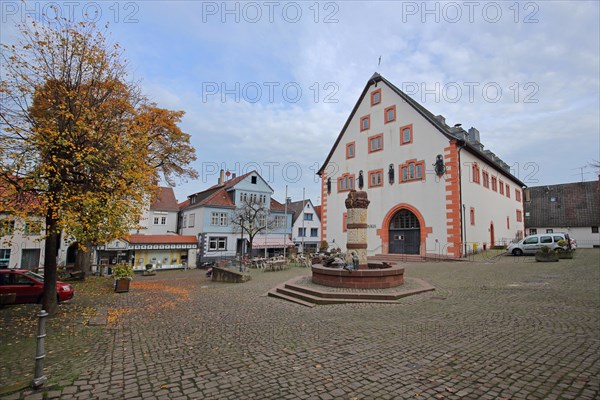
left=2, top=249, right=599, bottom=399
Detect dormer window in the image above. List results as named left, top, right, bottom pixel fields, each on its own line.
left=190, top=195, right=196, bottom=205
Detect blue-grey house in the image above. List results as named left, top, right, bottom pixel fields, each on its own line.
left=178, top=170, right=293, bottom=264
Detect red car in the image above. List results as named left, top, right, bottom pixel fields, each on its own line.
left=0, top=269, right=74, bottom=305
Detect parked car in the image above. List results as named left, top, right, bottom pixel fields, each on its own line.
left=507, top=233, right=574, bottom=256
left=0, top=269, right=74, bottom=305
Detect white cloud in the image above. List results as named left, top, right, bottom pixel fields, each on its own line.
left=4, top=0, right=597, bottom=202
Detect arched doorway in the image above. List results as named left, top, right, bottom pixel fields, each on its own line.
left=490, top=222, right=495, bottom=248
left=389, top=209, right=421, bottom=254
left=66, top=243, right=78, bottom=265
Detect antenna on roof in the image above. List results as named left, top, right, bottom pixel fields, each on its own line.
left=378, top=55, right=381, bottom=67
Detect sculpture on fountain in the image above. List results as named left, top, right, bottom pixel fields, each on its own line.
left=311, top=190, right=405, bottom=289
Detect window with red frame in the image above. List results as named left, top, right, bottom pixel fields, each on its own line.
left=370, top=89, right=381, bottom=106
left=342, top=212, right=347, bottom=232
left=384, top=105, right=396, bottom=123
left=400, top=160, right=425, bottom=183
left=516, top=189, right=521, bottom=202
left=491, top=177, right=497, bottom=191
left=470, top=207, right=475, bottom=225
left=360, top=115, right=370, bottom=131
left=368, top=134, right=383, bottom=153
left=400, top=124, right=413, bottom=145
left=338, top=174, right=355, bottom=192
left=516, top=209, right=523, bottom=222
left=499, top=180, right=504, bottom=195
left=346, top=142, right=355, bottom=159
left=472, top=163, right=481, bottom=184
left=368, top=169, right=384, bottom=188
left=505, top=184, right=510, bottom=198
left=482, top=171, right=490, bottom=188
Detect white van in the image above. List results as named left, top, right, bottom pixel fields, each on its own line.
left=507, top=233, right=573, bottom=256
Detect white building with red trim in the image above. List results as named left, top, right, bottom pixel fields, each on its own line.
left=318, top=73, right=526, bottom=258
left=94, top=187, right=198, bottom=270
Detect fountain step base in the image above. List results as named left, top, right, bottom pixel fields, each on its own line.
left=268, top=276, right=435, bottom=306
left=370, top=254, right=426, bottom=263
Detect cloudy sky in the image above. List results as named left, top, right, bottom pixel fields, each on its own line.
left=1, top=0, right=599, bottom=204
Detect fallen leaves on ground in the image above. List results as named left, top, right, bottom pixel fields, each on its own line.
left=107, top=306, right=134, bottom=326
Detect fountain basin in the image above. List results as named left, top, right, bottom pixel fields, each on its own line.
left=311, top=263, right=404, bottom=289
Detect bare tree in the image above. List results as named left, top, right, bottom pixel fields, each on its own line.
left=231, top=200, right=272, bottom=257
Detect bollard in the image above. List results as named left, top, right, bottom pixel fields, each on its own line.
left=31, top=309, right=48, bottom=389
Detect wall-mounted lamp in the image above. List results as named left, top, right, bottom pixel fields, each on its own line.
left=434, top=154, right=446, bottom=176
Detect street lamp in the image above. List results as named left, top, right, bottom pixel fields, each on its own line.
left=283, top=185, right=289, bottom=259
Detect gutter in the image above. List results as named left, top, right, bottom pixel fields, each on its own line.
left=457, top=140, right=467, bottom=257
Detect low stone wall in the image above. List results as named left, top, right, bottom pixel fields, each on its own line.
left=211, top=267, right=252, bottom=283
left=311, top=264, right=404, bottom=289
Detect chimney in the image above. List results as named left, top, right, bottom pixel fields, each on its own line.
left=218, top=169, right=225, bottom=185
left=232, top=173, right=236, bottom=179
left=435, top=115, right=446, bottom=126
left=467, top=127, right=480, bottom=143
left=484, top=149, right=496, bottom=161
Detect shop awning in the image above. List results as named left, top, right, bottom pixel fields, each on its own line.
left=252, top=237, right=294, bottom=249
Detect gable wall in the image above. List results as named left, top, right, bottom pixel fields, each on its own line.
left=322, top=81, right=451, bottom=255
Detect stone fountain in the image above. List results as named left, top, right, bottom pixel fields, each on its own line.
left=311, top=190, right=405, bottom=289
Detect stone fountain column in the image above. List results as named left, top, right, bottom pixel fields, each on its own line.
left=345, top=190, right=370, bottom=270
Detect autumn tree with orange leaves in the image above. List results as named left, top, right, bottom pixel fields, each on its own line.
left=0, top=18, right=197, bottom=315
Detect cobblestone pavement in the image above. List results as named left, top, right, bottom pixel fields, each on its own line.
left=2, top=249, right=599, bottom=399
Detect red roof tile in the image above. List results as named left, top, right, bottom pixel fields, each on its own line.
left=150, top=187, right=180, bottom=211
left=198, top=189, right=235, bottom=207
left=181, top=170, right=278, bottom=210
left=182, top=171, right=255, bottom=209
left=178, top=199, right=190, bottom=210
left=206, top=171, right=254, bottom=191
left=314, top=205, right=322, bottom=219
left=270, top=198, right=285, bottom=212
left=0, top=180, right=43, bottom=213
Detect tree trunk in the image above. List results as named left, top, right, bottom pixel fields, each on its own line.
left=75, top=243, right=93, bottom=277
left=42, top=214, right=59, bottom=315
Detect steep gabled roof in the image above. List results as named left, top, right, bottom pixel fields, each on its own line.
left=150, top=187, right=180, bottom=212
left=180, top=171, right=278, bottom=211
left=270, top=198, right=286, bottom=212
left=178, top=199, right=190, bottom=210
left=205, top=171, right=253, bottom=191
left=0, top=178, right=44, bottom=214
left=287, top=199, right=316, bottom=224
left=317, top=72, right=526, bottom=187
left=525, top=180, right=600, bottom=228
left=314, top=205, right=322, bottom=219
